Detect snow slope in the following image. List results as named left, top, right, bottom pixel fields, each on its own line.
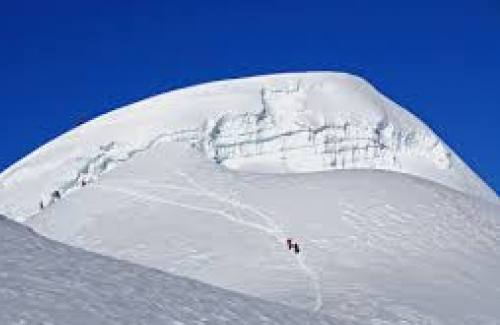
left=0, top=214, right=339, bottom=325
left=27, top=142, right=500, bottom=325
left=0, top=72, right=496, bottom=221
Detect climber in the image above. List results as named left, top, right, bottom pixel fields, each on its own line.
left=286, top=238, right=293, bottom=250
left=293, top=243, right=300, bottom=254
left=51, top=190, right=61, bottom=199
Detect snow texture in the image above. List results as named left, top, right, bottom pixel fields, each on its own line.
left=27, top=142, right=500, bottom=325
left=0, top=214, right=340, bottom=325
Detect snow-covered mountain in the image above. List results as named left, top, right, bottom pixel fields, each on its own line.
left=0, top=72, right=498, bottom=324
left=0, top=72, right=495, bottom=221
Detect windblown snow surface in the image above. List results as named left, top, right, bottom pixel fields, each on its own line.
left=0, top=215, right=337, bottom=325
left=1, top=72, right=499, bottom=324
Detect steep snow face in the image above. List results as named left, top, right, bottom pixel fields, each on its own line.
left=0, top=72, right=496, bottom=221
left=0, top=215, right=338, bottom=325
left=28, top=142, right=500, bottom=325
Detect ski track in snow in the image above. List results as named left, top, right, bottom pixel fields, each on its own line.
left=94, top=170, right=324, bottom=312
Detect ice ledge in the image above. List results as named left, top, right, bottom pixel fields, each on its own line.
left=202, top=82, right=451, bottom=173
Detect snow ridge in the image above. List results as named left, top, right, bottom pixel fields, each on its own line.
left=35, top=129, right=199, bottom=214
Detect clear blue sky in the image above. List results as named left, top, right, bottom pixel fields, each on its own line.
left=1, top=0, right=499, bottom=193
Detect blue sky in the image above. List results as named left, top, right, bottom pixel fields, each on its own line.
left=1, top=0, right=499, bottom=193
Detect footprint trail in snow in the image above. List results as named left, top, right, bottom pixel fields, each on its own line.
left=95, top=170, right=323, bottom=312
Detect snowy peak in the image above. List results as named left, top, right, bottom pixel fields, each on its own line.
left=2, top=72, right=498, bottom=325
left=0, top=72, right=496, bottom=221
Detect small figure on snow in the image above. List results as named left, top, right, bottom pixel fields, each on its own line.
left=51, top=190, right=61, bottom=200
left=286, top=238, right=293, bottom=250
left=293, top=243, right=300, bottom=254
